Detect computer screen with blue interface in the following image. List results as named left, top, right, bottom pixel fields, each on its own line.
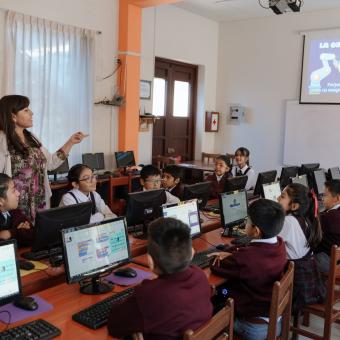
left=0, top=241, right=21, bottom=305
left=220, top=190, right=248, bottom=226
left=263, top=182, right=281, bottom=202
left=62, top=218, right=130, bottom=283
left=162, top=200, right=201, bottom=237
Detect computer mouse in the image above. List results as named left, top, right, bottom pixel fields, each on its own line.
left=216, top=243, right=227, bottom=251
left=19, top=260, right=35, bottom=271
left=114, top=267, right=137, bottom=278
left=14, top=296, right=39, bottom=311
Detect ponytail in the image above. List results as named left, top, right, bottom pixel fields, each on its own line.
left=306, top=190, right=322, bottom=250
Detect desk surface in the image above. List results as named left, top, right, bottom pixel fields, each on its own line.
left=177, top=160, right=215, bottom=172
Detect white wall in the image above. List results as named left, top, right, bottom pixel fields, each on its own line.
left=215, top=8, right=340, bottom=172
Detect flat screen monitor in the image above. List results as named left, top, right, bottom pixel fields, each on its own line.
left=0, top=240, right=22, bottom=306
left=224, top=176, right=248, bottom=192
left=115, top=151, right=136, bottom=168
left=82, top=153, right=105, bottom=171
left=31, top=202, right=93, bottom=252
left=48, top=159, right=69, bottom=174
left=279, top=166, right=299, bottom=189
left=329, top=167, right=340, bottom=180
left=219, top=190, right=248, bottom=236
left=162, top=200, right=201, bottom=238
left=263, top=182, right=281, bottom=202
left=182, top=182, right=212, bottom=209
left=253, top=170, right=277, bottom=197
left=291, top=174, right=309, bottom=187
left=313, top=169, right=327, bottom=196
left=62, top=217, right=130, bottom=295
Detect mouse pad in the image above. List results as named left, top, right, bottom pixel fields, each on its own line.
left=0, top=295, right=53, bottom=324
left=104, top=268, right=153, bottom=286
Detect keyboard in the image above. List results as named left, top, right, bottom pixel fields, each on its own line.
left=21, top=247, right=62, bottom=261
left=191, top=248, right=217, bottom=269
left=72, top=287, right=135, bottom=329
left=0, top=319, right=61, bottom=340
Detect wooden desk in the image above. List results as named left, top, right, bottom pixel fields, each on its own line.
left=177, top=160, right=214, bottom=183
left=178, top=161, right=215, bottom=172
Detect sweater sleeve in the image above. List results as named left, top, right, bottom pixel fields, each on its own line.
left=210, top=254, right=241, bottom=280
left=9, top=210, right=34, bottom=247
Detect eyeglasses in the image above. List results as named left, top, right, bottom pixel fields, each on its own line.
left=79, top=175, right=97, bottom=183
left=145, top=179, right=163, bottom=184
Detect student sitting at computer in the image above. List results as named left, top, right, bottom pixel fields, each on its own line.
left=205, top=155, right=232, bottom=198
left=0, top=173, right=33, bottom=247
left=162, top=165, right=184, bottom=199
left=209, top=199, right=286, bottom=339
left=60, top=164, right=116, bottom=223
left=107, top=217, right=213, bottom=339
left=231, top=147, right=256, bottom=190
left=140, top=165, right=180, bottom=204
left=315, top=180, right=340, bottom=273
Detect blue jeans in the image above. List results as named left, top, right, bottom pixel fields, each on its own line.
left=234, top=318, right=281, bottom=340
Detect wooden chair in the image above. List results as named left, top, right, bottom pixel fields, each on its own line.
left=202, top=152, right=220, bottom=164
left=152, top=155, right=181, bottom=169
left=291, top=245, right=340, bottom=340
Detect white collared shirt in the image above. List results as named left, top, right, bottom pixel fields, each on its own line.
left=142, top=188, right=180, bottom=205
left=231, top=165, right=256, bottom=190
left=250, top=236, right=278, bottom=244
left=216, top=174, right=224, bottom=183
left=330, top=203, right=340, bottom=211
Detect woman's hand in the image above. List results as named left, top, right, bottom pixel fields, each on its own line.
left=68, top=132, right=89, bottom=145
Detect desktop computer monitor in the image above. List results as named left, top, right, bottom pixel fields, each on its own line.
left=62, top=217, right=131, bottom=295
left=224, top=176, right=248, bottom=192
left=182, top=182, right=212, bottom=209
left=291, top=174, right=308, bottom=187
left=279, top=166, right=299, bottom=189
left=328, top=167, right=340, bottom=180
left=313, top=169, right=327, bottom=196
left=115, top=151, right=136, bottom=168
left=162, top=200, right=201, bottom=238
left=0, top=239, right=22, bottom=306
left=253, top=170, right=277, bottom=197
left=219, top=190, right=248, bottom=237
left=47, top=159, right=69, bottom=181
left=262, top=182, right=281, bottom=202
left=299, top=163, right=320, bottom=188
left=82, top=153, right=105, bottom=171
left=31, top=202, right=93, bottom=252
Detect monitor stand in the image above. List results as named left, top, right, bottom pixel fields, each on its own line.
left=80, top=276, right=113, bottom=295
left=132, top=223, right=148, bottom=240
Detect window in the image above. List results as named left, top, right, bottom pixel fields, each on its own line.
left=173, top=80, right=190, bottom=117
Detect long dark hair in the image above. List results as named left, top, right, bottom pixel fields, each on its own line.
left=285, top=183, right=322, bottom=250
left=0, top=95, right=41, bottom=156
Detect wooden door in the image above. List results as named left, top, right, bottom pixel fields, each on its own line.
left=152, top=58, right=197, bottom=161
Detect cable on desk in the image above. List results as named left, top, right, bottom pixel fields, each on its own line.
left=0, top=310, right=11, bottom=331
left=198, top=236, right=218, bottom=249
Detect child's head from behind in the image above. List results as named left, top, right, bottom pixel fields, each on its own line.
left=214, top=155, right=231, bottom=176
left=67, top=164, right=97, bottom=194
left=147, top=217, right=193, bottom=275
left=162, top=165, right=181, bottom=190
left=0, top=174, right=20, bottom=211
left=234, top=147, right=250, bottom=168
left=246, top=199, right=285, bottom=239
left=323, top=180, right=340, bottom=210
left=140, top=165, right=162, bottom=190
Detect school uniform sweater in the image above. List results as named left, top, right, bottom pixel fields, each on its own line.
left=205, top=172, right=232, bottom=198
left=107, top=265, right=213, bottom=340
left=168, top=183, right=184, bottom=200
left=210, top=237, right=287, bottom=318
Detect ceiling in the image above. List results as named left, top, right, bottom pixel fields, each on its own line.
left=173, top=0, right=340, bottom=22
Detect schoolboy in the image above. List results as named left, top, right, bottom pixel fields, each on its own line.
left=162, top=165, right=184, bottom=200
left=107, top=217, right=213, bottom=339
left=210, top=199, right=286, bottom=339
left=315, top=180, right=340, bottom=272
left=206, top=155, right=232, bottom=198
left=140, top=165, right=180, bottom=204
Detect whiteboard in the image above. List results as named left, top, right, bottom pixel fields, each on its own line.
left=283, top=101, right=340, bottom=169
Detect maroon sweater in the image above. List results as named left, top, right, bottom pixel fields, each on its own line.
left=168, top=183, right=184, bottom=200
left=206, top=172, right=232, bottom=199
left=107, top=265, right=213, bottom=340
left=316, top=206, right=340, bottom=256
left=210, top=237, right=287, bottom=318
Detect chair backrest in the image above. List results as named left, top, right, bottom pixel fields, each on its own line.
left=267, top=261, right=294, bottom=340
left=202, top=152, right=220, bottom=164
left=183, top=298, right=234, bottom=340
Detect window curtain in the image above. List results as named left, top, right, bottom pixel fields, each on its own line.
left=3, top=10, right=95, bottom=165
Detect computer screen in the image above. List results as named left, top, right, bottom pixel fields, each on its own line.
left=47, top=160, right=69, bottom=182
left=62, top=217, right=130, bottom=285
left=162, top=200, right=201, bottom=238
left=291, top=174, right=309, bottom=187
left=279, top=166, right=299, bottom=189
left=329, top=167, right=340, bottom=180
left=313, top=169, right=326, bottom=196
left=224, top=176, right=248, bottom=192
left=115, top=151, right=136, bottom=168
left=182, top=182, right=212, bottom=209
left=253, top=170, right=277, bottom=196
left=0, top=240, right=21, bottom=306
left=263, top=182, right=281, bottom=202
left=82, top=153, right=105, bottom=171
left=32, top=202, right=93, bottom=252
left=219, top=190, right=248, bottom=228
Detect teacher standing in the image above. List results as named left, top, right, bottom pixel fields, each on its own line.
left=0, top=95, right=87, bottom=220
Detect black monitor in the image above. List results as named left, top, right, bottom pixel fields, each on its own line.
left=47, top=159, right=69, bottom=181
left=224, top=176, right=248, bottom=192
left=328, top=167, right=340, bottom=180
left=253, top=170, right=277, bottom=197
left=262, top=181, right=281, bottom=202
left=0, top=239, right=22, bottom=306
left=62, top=217, right=131, bottom=295
left=182, top=182, right=212, bottom=209
left=115, top=151, right=136, bottom=168
left=82, top=153, right=105, bottom=171
left=291, top=174, right=309, bottom=187
left=219, top=190, right=248, bottom=237
left=313, top=169, right=327, bottom=196
left=31, top=202, right=93, bottom=252
left=279, top=166, right=299, bottom=189
left=299, top=163, right=320, bottom=188
left=162, top=199, right=201, bottom=238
